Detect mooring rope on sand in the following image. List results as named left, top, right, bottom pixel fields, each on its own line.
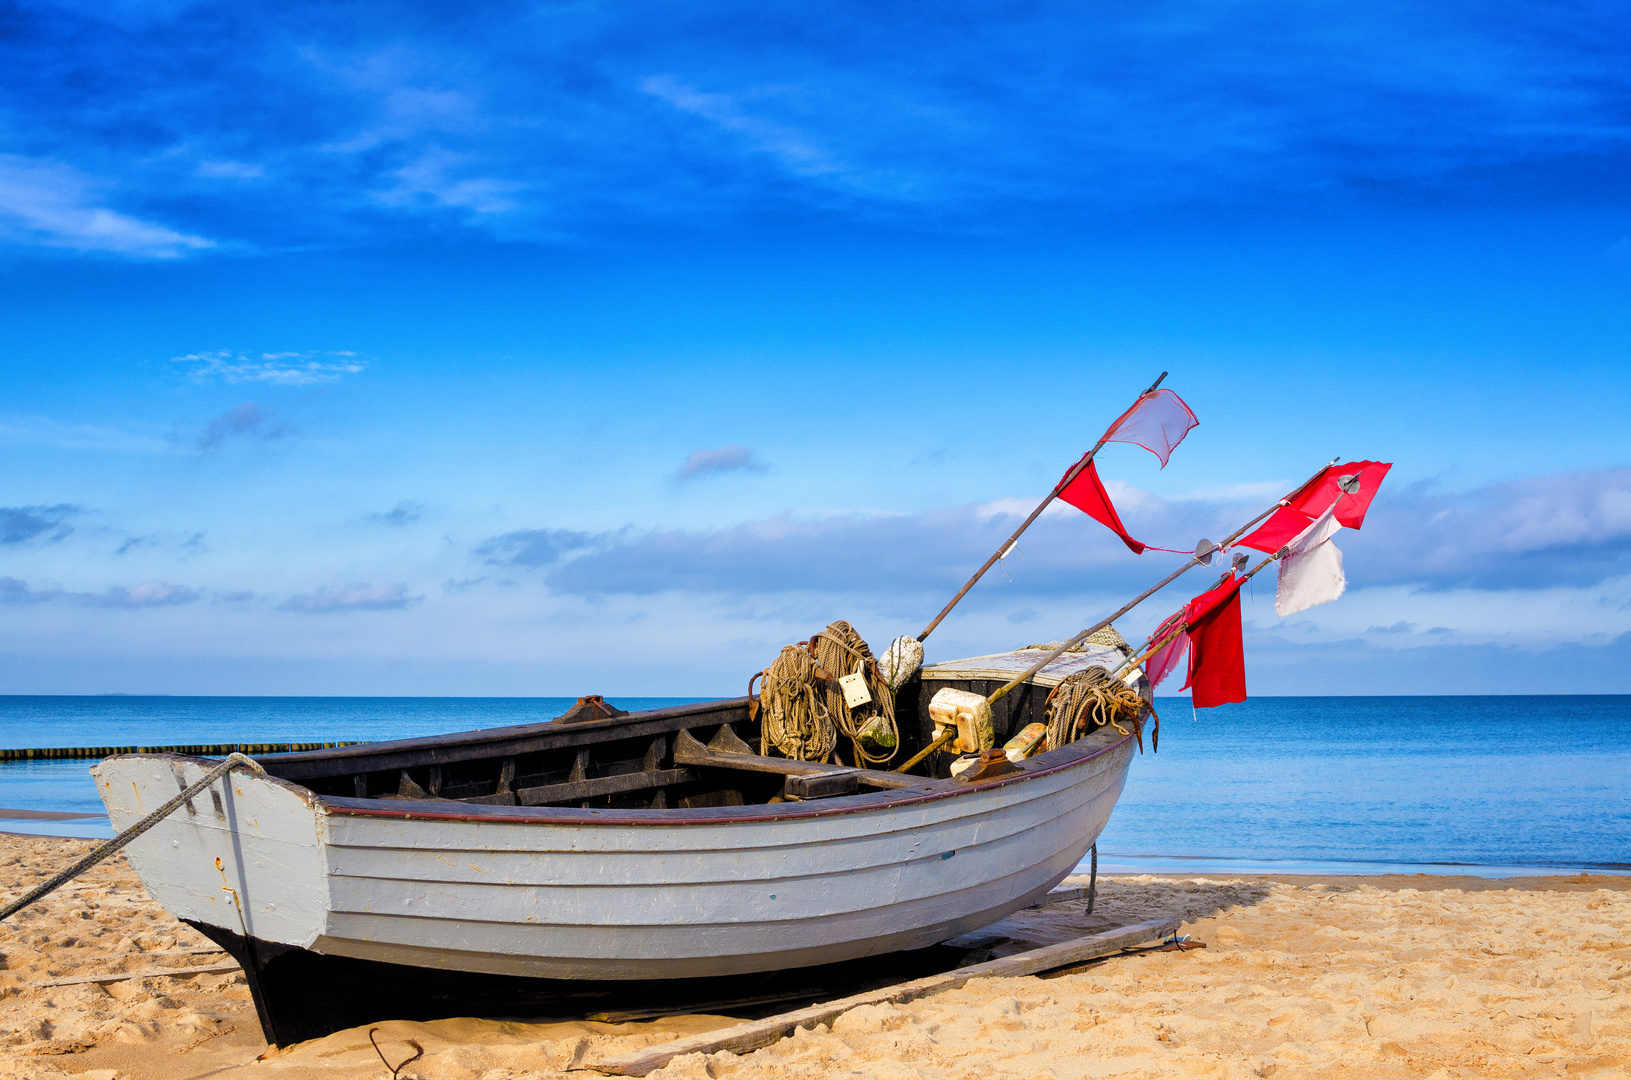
left=0, top=753, right=265, bottom=923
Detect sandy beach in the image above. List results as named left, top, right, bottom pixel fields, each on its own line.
left=0, top=833, right=1624, bottom=1080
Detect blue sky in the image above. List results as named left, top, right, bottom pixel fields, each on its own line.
left=3, top=1, right=1630, bottom=695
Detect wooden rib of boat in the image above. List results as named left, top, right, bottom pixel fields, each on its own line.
left=93, top=641, right=1146, bottom=1046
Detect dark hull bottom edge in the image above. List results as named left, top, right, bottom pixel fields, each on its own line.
left=186, top=921, right=986, bottom=1047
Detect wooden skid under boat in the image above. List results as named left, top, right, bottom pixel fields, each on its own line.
left=94, top=645, right=1145, bottom=1045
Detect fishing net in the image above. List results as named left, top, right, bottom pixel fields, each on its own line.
left=1043, top=666, right=1146, bottom=750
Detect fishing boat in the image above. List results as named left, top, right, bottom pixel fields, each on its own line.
left=93, top=639, right=1147, bottom=1045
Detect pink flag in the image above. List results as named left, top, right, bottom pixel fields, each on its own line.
left=1100, top=388, right=1199, bottom=468
left=1142, top=611, right=1189, bottom=688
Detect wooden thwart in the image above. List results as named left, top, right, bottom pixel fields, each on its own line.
left=582, top=917, right=1179, bottom=1077
left=672, top=730, right=921, bottom=791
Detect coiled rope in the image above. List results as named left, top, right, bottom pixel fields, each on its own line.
left=0, top=753, right=265, bottom=923
left=758, top=621, right=899, bottom=765
left=809, top=621, right=899, bottom=768
left=1043, top=666, right=1147, bottom=751
left=759, top=644, right=839, bottom=763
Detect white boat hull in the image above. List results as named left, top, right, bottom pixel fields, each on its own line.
left=94, top=731, right=1134, bottom=981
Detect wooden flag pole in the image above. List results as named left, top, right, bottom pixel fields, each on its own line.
left=984, top=458, right=1339, bottom=706
left=1106, top=548, right=1285, bottom=683
left=914, top=371, right=1169, bottom=644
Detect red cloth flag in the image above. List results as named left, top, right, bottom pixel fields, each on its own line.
left=1181, top=574, right=1246, bottom=708
left=1238, top=460, right=1392, bottom=554
left=1286, top=460, right=1392, bottom=528
left=1058, top=459, right=1147, bottom=554
left=1100, top=388, right=1199, bottom=468
left=1237, top=504, right=1316, bottom=555
left=1142, top=611, right=1189, bottom=689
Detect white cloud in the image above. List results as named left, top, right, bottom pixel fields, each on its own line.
left=278, top=582, right=420, bottom=613
left=676, top=444, right=767, bottom=481
left=373, top=151, right=526, bottom=215
left=172, top=350, right=366, bottom=385
left=196, top=160, right=266, bottom=180
left=641, top=76, right=840, bottom=177
left=0, top=155, right=213, bottom=258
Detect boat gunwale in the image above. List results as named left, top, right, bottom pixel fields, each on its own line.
left=311, top=722, right=1137, bottom=828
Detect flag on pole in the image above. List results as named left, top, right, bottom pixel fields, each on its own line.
left=1182, top=574, right=1246, bottom=708
left=1239, top=459, right=1392, bottom=554
left=1142, top=611, right=1189, bottom=688
left=1100, top=388, right=1199, bottom=467
left=1285, top=460, right=1391, bottom=528
left=1058, top=459, right=1148, bottom=554
left=1276, top=500, right=1346, bottom=616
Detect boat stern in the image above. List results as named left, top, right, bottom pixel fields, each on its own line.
left=93, top=754, right=330, bottom=949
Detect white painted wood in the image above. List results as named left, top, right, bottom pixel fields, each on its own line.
left=93, top=756, right=330, bottom=948
left=96, top=711, right=1137, bottom=981
left=922, top=642, right=1131, bottom=686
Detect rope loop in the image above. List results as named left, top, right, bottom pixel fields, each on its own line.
left=0, top=753, right=265, bottom=924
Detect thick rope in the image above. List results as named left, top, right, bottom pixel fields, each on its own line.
left=759, top=645, right=838, bottom=763
left=1043, top=666, right=1146, bottom=750
left=0, top=753, right=266, bottom=923
left=1025, top=625, right=1129, bottom=654
left=809, top=621, right=899, bottom=767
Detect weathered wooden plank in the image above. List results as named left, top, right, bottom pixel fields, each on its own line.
left=1030, top=884, right=1090, bottom=907
left=582, top=918, right=1180, bottom=1077
left=672, top=730, right=921, bottom=790
left=516, top=768, right=701, bottom=807
left=40, top=961, right=241, bottom=987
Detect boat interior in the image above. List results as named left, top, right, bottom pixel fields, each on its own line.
left=256, top=644, right=1149, bottom=812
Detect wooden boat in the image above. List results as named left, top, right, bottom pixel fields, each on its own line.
left=94, top=641, right=1147, bottom=1045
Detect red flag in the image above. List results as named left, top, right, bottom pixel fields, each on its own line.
left=1143, top=611, right=1189, bottom=688
left=1238, top=460, right=1392, bottom=553
left=1100, top=388, right=1199, bottom=467
left=1237, top=504, right=1316, bottom=555
left=1058, top=459, right=1147, bottom=554
left=1287, top=461, right=1392, bottom=528
left=1182, top=575, right=1246, bottom=708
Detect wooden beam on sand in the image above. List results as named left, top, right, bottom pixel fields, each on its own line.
left=580, top=917, right=1179, bottom=1077
left=39, top=961, right=241, bottom=987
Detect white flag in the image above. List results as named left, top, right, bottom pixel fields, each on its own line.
left=1276, top=499, right=1346, bottom=616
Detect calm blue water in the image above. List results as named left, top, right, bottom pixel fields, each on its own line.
left=1, top=695, right=1626, bottom=875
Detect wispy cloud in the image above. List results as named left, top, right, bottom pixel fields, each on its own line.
left=195, top=402, right=293, bottom=452
left=368, top=500, right=425, bottom=526
left=0, top=504, right=78, bottom=545
left=0, top=155, right=213, bottom=258
left=173, top=351, right=366, bottom=386
left=472, top=466, right=1631, bottom=605
left=92, top=581, right=201, bottom=608
left=0, top=577, right=63, bottom=605
left=641, top=76, right=840, bottom=178
left=476, top=529, right=600, bottom=568
left=195, top=160, right=265, bottom=180
left=0, top=576, right=199, bottom=608
left=278, top=582, right=420, bottom=613
left=676, top=444, right=768, bottom=481
left=4, top=6, right=1630, bottom=249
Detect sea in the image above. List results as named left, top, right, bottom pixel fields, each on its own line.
left=1, top=694, right=1626, bottom=878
